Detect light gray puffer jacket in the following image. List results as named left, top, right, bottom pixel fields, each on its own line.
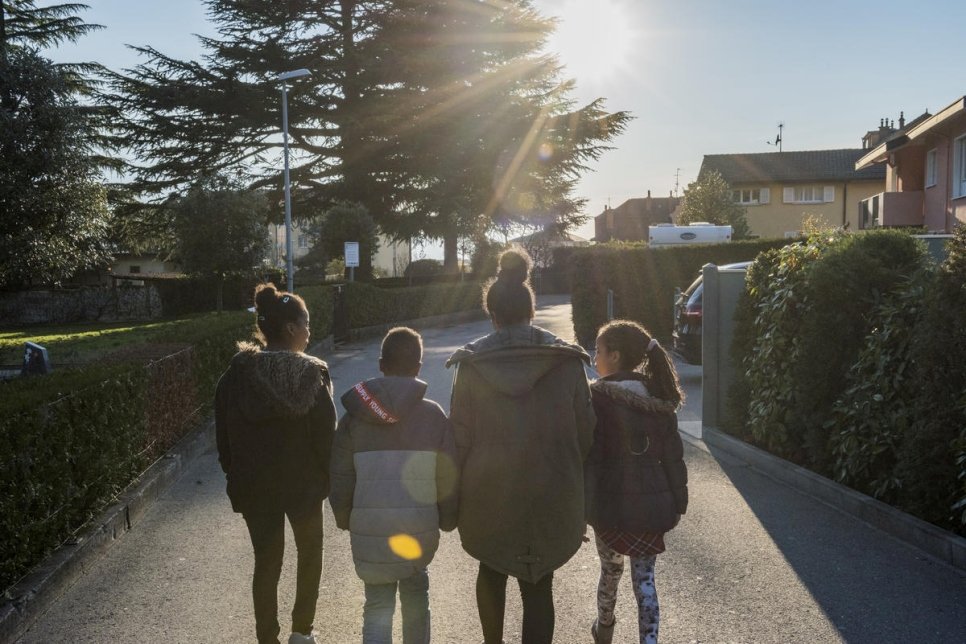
left=329, top=376, right=458, bottom=584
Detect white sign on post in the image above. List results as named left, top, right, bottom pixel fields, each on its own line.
left=344, top=242, right=360, bottom=267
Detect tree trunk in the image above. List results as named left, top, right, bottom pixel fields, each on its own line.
left=443, top=233, right=459, bottom=274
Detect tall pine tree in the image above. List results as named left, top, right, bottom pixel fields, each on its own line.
left=103, top=0, right=630, bottom=273
left=0, top=1, right=113, bottom=287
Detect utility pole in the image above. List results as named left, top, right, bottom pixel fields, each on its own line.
left=674, top=168, right=682, bottom=197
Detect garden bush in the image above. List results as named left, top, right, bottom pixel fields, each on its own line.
left=569, top=239, right=791, bottom=346
left=0, top=310, right=256, bottom=592
left=734, top=231, right=927, bottom=469
left=155, top=269, right=284, bottom=316
left=726, top=228, right=966, bottom=534
left=343, top=282, right=483, bottom=329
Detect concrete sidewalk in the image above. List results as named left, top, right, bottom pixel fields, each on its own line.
left=17, top=296, right=966, bottom=643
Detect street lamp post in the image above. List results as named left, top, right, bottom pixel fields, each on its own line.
left=278, top=68, right=311, bottom=292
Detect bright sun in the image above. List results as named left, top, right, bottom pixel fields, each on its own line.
left=544, top=0, right=637, bottom=86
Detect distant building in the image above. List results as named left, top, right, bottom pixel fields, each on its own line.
left=269, top=222, right=412, bottom=277
left=855, top=95, right=965, bottom=232
left=698, top=120, right=907, bottom=238
left=594, top=191, right=680, bottom=242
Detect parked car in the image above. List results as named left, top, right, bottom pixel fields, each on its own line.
left=672, top=261, right=752, bottom=365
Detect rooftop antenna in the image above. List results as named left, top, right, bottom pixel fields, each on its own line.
left=674, top=168, right=682, bottom=197
left=766, top=122, right=784, bottom=152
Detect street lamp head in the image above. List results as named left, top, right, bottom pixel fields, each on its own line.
left=277, top=68, right=311, bottom=81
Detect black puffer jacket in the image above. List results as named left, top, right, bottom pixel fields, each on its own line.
left=585, top=373, right=687, bottom=534
left=215, top=342, right=337, bottom=516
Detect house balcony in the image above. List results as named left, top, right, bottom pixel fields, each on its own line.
left=859, top=191, right=924, bottom=229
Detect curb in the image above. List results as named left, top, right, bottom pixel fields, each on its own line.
left=702, top=426, right=966, bottom=573
left=0, top=421, right=215, bottom=644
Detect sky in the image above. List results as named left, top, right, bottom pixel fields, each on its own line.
left=47, top=0, right=966, bottom=243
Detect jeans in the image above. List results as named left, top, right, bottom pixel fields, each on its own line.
left=362, top=569, right=431, bottom=644
left=476, top=562, right=554, bottom=644
left=242, top=506, right=324, bottom=644
left=595, top=535, right=659, bottom=644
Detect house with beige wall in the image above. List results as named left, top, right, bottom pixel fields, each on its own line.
left=699, top=148, right=886, bottom=238
left=855, top=95, right=966, bottom=232
left=269, top=221, right=411, bottom=277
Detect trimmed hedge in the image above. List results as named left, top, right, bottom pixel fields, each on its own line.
left=342, top=282, right=483, bottom=329
left=0, top=279, right=489, bottom=590
left=569, top=239, right=792, bottom=346
left=727, top=229, right=966, bottom=534
left=0, top=311, right=255, bottom=592
left=154, top=269, right=284, bottom=316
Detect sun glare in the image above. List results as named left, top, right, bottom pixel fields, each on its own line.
left=545, top=0, right=637, bottom=86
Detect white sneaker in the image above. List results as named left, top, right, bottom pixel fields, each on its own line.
left=288, top=632, right=318, bottom=644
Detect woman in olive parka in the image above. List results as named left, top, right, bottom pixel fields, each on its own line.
left=447, top=249, right=596, bottom=644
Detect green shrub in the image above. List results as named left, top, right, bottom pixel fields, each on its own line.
left=737, top=231, right=927, bottom=469
left=299, top=285, right=335, bottom=341
left=894, top=225, right=966, bottom=530
left=791, top=231, right=927, bottom=473
left=344, top=282, right=483, bottom=329
left=404, top=258, right=444, bottom=277
left=828, top=273, right=926, bottom=501
left=0, top=311, right=256, bottom=591
left=742, top=238, right=831, bottom=460
left=155, top=269, right=283, bottom=316
left=569, top=239, right=791, bottom=346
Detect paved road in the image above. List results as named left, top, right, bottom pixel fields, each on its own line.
left=19, top=296, right=966, bottom=643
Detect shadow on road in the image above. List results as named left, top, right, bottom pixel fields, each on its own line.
left=706, top=441, right=966, bottom=644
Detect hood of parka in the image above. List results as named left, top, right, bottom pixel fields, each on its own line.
left=340, top=376, right=428, bottom=425
left=231, top=342, right=331, bottom=421
left=591, top=372, right=678, bottom=414
left=446, top=324, right=590, bottom=396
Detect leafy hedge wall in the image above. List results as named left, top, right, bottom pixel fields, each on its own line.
left=0, top=279, right=489, bottom=590
left=569, top=239, right=792, bottom=346
left=727, top=228, right=966, bottom=534
left=343, top=282, right=483, bottom=329
left=0, top=311, right=255, bottom=592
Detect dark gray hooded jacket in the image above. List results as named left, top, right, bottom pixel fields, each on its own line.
left=329, top=376, right=459, bottom=585
left=215, top=342, right=336, bottom=516
left=446, top=324, right=596, bottom=584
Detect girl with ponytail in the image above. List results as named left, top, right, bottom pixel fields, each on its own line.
left=215, top=283, right=336, bottom=644
left=447, top=248, right=596, bottom=644
left=585, top=320, right=688, bottom=644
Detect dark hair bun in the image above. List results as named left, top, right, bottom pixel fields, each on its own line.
left=254, top=283, right=278, bottom=310
left=496, top=249, right=531, bottom=284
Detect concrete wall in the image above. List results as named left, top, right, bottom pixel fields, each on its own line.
left=0, top=286, right=163, bottom=325
left=700, top=263, right=748, bottom=430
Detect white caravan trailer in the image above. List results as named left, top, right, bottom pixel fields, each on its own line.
left=648, top=223, right=733, bottom=246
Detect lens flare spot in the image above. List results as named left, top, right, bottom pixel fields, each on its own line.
left=538, top=142, right=553, bottom=161
left=389, top=534, right=422, bottom=561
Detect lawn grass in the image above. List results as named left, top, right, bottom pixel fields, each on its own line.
left=0, top=313, right=240, bottom=366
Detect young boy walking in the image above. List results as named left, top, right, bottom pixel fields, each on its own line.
left=330, top=327, right=459, bottom=644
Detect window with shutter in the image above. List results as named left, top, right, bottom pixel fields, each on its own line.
left=760, top=187, right=770, bottom=204
left=783, top=187, right=795, bottom=203
left=823, top=186, right=834, bottom=203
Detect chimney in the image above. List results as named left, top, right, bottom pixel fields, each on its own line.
left=647, top=189, right=651, bottom=198
left=898, top=111, right=905, bottom=129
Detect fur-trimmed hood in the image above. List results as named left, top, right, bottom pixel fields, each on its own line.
left=591, top=373, right=677, bottom=414
left=229, top=342, right=332, bottom=421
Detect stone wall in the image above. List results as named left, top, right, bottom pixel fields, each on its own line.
left=0, top=285, right=163, bottom=325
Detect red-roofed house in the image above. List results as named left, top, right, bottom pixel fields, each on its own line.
left=855, top=95, right=966, bottom=232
